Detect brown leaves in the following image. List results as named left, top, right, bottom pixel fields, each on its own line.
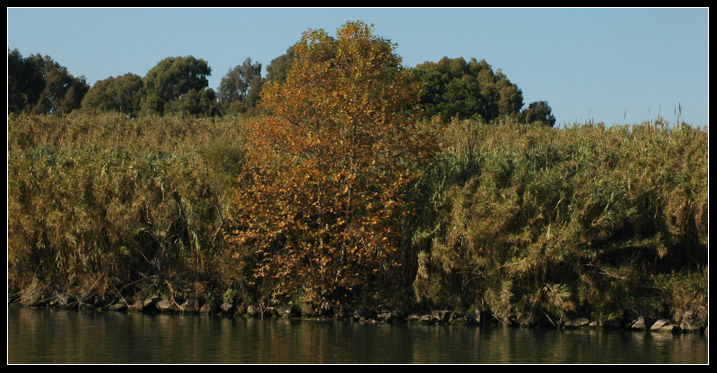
left=225, top=21, right=434, bottom=306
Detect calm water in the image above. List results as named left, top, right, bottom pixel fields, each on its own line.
left=7, top=305, right=708, bottom=364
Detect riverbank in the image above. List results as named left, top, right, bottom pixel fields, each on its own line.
left=8, top=289, right=707, bottom=335
left=8, top=114, right=708, bottom=336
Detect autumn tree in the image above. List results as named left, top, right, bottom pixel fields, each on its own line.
left=224, top=21, right=435, bottom=312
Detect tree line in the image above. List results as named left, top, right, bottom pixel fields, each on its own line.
left=8, top=45, right=555, bottom=126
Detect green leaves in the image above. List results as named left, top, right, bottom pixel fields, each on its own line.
left=81, top=73, right=143, bottom=118
left=8, top=49, right=89, bottom=115
left=140, top=56, right=215, bottom=116
left=415, top=57, right=525, bottom=122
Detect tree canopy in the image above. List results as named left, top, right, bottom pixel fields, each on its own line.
left=80, top=73, right=143, bottom=118
left=9, top=27, right=555, bottom=122
left=224, top=21, right=436, bottom=309
left=217, top=57, right=264, bottom=115
left=415, top=57, right=524, bottom=122
left=519, top=100, right=557, bottom=127
left=8, top=48, right=89, bottom=115
left=139, top=55, right=217, bottom=116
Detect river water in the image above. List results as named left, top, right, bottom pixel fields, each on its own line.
left=7, top=305, right=708, bottom=364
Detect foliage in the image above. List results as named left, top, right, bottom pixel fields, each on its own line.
left=8, top=112, right=245, bottom=301
left=519, top=100, right=556, bottom=127
left=7, top=25, right=707, bottom=322
left=265, top=46, right=296, bottom=84
left=80, top=73, right=144, bottom=118
left=8, top=48, right=46, bottom=113
left=413, top=118, right=708, bottom=323
left=415, top=57, right=524, bottom=122
left=224, top=21, right=436, bottom=311
left=140, top=56, right=217, bottom=116
left=217, top=57, right=264, bottom=115
left=8, top=49, right=89, bottom=115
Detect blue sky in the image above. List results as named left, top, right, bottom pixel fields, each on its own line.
left=7, top=7, right=709, bottom=127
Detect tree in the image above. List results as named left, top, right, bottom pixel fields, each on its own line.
left=165, top=88, right=219, bottom=116
left=140, top=56, right=216, bottom=116
left=225, top=21, right=435, bottom=310
left=265, top=46, right=295, bottom=84
left=81, top=73, right=143, bottom=117
left=415, top=57, right=524, bottom=122
left=8, top=49, right=45, bottom=114
left=218, top=57, right=264, bottom=115
left=8, top=49, right=89, bottom=115
left=413, top=69, right=486, bottom=121
left=520, top=101, right=556, bottom=127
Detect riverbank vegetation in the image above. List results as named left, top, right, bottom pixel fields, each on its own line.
left=7, top=21, right=707, bottom=329
left=8, top=113, right=708, bottom=325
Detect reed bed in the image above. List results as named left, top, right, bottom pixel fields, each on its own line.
left=413, top=119, right=708, bottom=323
left=7, top=113, right=708, bottom=322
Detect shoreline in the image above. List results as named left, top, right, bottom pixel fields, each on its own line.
left=8, top=291, right=707, bottom=335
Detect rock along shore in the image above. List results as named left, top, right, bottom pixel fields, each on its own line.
left=8, top=290, right=707, bottom=334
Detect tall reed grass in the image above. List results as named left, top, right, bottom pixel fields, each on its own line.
left=413, top=118, right=708, bottom=323
left=7, top=112, right=708, bottom=322
left=8, top=112, right=246, bottom=304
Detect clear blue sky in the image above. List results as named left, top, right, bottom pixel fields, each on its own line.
left=7, top=7, right=709, bottom=127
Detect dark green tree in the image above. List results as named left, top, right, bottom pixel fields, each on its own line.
left=415, top=57, right=524, bottom=122
left=8, top=49, right=89, bottom=115
left=8, top=49, right=45, bottom=114
left=218, top=57, right=264, bottom=115
left=165, top=88, right=219, bottom=116
left=414, top=69, right=486, bottom=121
left=140, top=56, right=216, bottom=116
left=81, top=73, right=143, bottom=117
left=519, top=100, right=556, bottom=127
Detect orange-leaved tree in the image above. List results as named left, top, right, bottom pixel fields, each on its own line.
left=224, top=21, right=436, bottom=311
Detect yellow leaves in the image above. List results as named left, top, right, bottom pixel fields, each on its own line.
left=225, top=20, right=437, bottom=303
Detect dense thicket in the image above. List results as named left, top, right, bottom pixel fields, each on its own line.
left=7, top=22, right=707, bottom=324
left=8, top=112, right=245, bottom=305
left=412, top=119, right=708, bottom=324
left=7, top=112, right=707, bottom=323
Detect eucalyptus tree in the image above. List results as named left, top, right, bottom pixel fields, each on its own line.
left=8, top=49, right=89, bottom=115
left=218, top=57, right=264, bottom=115
left=415, top=57, right=525, bottom=122
left=81, top=73, right=143, bottom=118
left=140, top=55, right=217, bottom=116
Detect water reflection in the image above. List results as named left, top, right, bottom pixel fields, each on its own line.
left=7, top=305, right=708, bottom=364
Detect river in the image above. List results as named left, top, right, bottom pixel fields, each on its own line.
left=7, top=305, right=708, bottom=364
